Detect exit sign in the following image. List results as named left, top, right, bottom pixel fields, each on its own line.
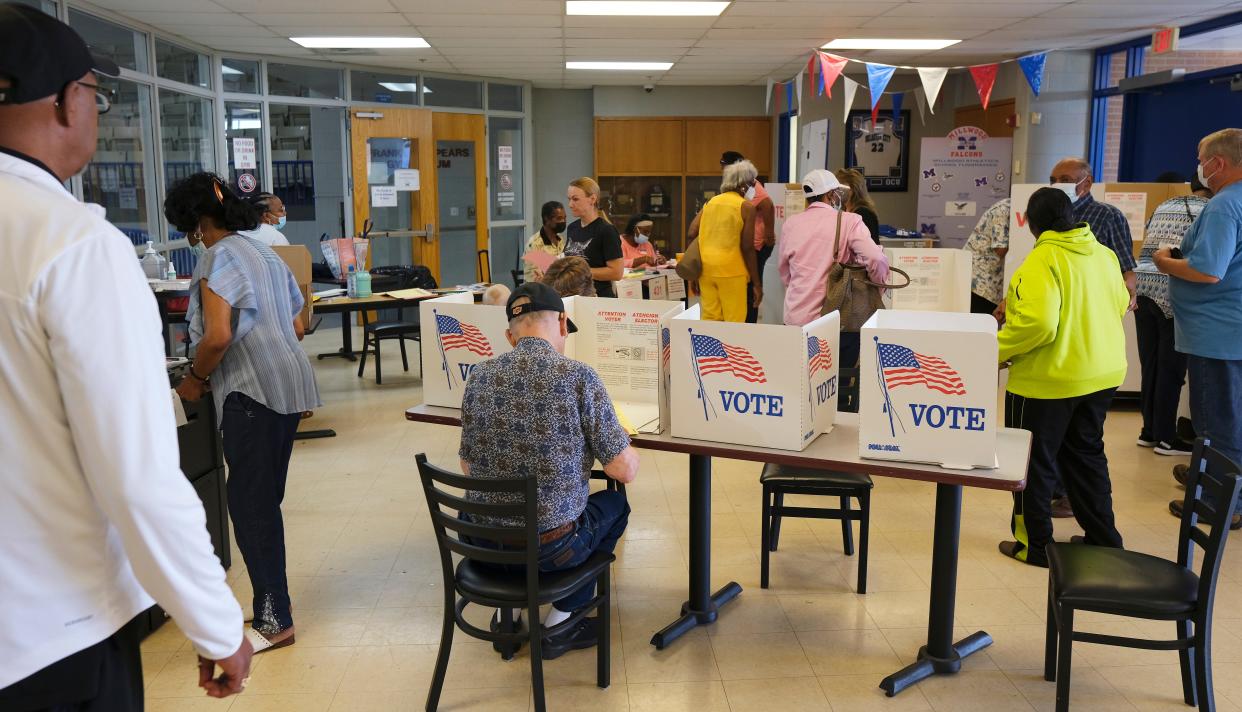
left=1152, top=26, right=1180, bottom=54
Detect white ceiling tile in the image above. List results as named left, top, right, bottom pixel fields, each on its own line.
left=723, top=1, right=889, bottom=15
left=420, top=27, right=563, bottom=38
left=712, top=16, right=869, bottom=29
left=245, top=12, right=409, bottom=26
left=564, top=27, right=704, bottom=38
left=212, top=0, right=401, bottom=10
left=391, top=0, right=562, bottom=12
left=125, top=11, right=259, bottom=25
left=429, top=38, right=564, bottom=47
left=857, top=16, right=1019, bottom=31
left=563, top=16, right=716, bottom=28
left=405, top=14, right=561, bottom=27
left=94, top=0, right=232, bottom=10
left=883, top=2, right=1070, bottom=16
left=183, top=26, right=283, bottom=38
left=564, top=39, right=694, bottom=47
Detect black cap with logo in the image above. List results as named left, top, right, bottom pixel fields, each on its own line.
left=505, top=282, right=578, bottom=334
left=0, top=3, right=119, bottom=105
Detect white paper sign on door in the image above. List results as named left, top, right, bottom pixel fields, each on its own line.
left=498, top=145, right=513, bottom=170
left=394, top=169, right=420, bottom=191
left=232, top=137, right=256, bottom=170
left=371, top=185, right=398, bottom=207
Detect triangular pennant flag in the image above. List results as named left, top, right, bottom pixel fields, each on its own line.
left=970, top=63, right=1000, bottom=110
left=1018, top=52, right=1048, bottom=97
left=795, top=69, right=804, bottom=113
left=891, top=91, right=904, bottom=123
left=817, top=51, right=849, bottom=98
left=841, top=76, right=858, bottom=125
left=913, top=87, right=927, bottom=125
left=917, top=67, right=948, bottom=114
left=865, top=63, right=896, bottom=124
left=765, top=77, right=774, bottom=114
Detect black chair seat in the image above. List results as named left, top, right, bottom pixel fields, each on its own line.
left=365, top=320, right=419, bottom=335
left=456, top=551, right=615, bottom=605
left=1048, top=543, right=1198, bottom=617
left=760, top=463, right=873, bottom=489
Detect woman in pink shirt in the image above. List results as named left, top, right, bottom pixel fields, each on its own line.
left=620, top=213, right=666, bottom=268
left=779, top=169, right=888, bottom=366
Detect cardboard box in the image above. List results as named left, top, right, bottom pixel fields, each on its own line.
left=882, top=248, right=972, bottom=312
left=420, top=293, right=512, bottom=409
left=859, top=310, right=998, bottom=469
left=615, top=273, right=669, bottom=301
left=273, top=245, right=312, bottom=330
left=668, top=306, right=840, bottom=451
left=653, top=269, right=686, bottom=300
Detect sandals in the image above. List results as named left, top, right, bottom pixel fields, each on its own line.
left=244, top=626, right=296, bottom=654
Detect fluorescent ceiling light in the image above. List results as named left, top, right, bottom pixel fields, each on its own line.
left=566, top=1, right=728, bottom=16
left=378, top=82, right=420, bottom=92
left=291, top=37, right=430, bottom=49
left=822, top=38, right=960, bottom=50
left=566, top=61, right=673, bottom=70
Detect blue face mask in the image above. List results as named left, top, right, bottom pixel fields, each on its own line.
left=190, top=241, right=208, bottom=258
left=635, top=233, right=650, bottom=244
left=274, top=215, right=287, bottom=231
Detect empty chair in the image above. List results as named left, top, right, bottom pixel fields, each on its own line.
left=357, top=265, right=435, bottom=385
left=1044, top=438, right=1242, bottom=712
left=415, top=454, right=613, bottom=712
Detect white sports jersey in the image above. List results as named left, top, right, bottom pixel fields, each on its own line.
left=852, top=118, right=903, bottom=177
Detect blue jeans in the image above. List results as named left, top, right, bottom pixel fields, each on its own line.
left=1187, top=355, right=1242, bottom=512
left=472, top=490, right=630, bottom=613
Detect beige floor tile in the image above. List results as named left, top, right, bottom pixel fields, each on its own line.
left=861, top=589, right=932, bottom=629
left=626, top=681, right=730, bottom=712
left=710, top=631, right=813, bottom=679
left=230, top=692, right=334, bottom=712
left=1005, top=668, right=1137, bottom=711
left=337, top=645, right=439, bottom=693
left=147, top=650, right=247, bottom=699
left=615, top=538, right=686, bottom=569
left=916, top=668, right=1035, bottom=712
left=622, top=636, right=720, bottom=683
left=142, top=620, right=191, bottom=652
left=145, top=698, right=236, bottom=712
left=242, top=645, right=355, bottom=695
left=723, top=676, right=831, bottom=711
left=703, top=593, right=792, bottom=636
left=817, top=674, right=933, bottom=711
left=327, top=690, right=422, bottom=712
left=359, top=606, right=446, bottom=646
left=799, top=628, right=903, bottom=676
left=778, top=592, right=876, bottom=631
left=541, top=683, right=630, bottom=711
left=141, top=650, right=175, bottom=687
left=1097, top=663, right=1242, bottom=711
left=288, top=607, right=370, bottom=648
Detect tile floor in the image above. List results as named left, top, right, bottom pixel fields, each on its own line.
left=142, top=327, right=1242, bottom=711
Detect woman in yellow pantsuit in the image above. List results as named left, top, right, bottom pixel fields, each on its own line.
left=688, top=159, right=762, bottom=322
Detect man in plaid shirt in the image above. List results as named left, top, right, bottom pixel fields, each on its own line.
left=1051, top=158, right=1138, bottom=311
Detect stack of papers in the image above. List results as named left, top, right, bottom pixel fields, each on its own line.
left=613, top=401, right=661, bottom=435
left=382, top=288, right=434, bottom=299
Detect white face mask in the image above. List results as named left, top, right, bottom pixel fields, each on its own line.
left=1198, top=157, right=1220, bottom=187
left=1050, top=177, right=1086, bottom=202
left=743, top=184, right=756, bottom=201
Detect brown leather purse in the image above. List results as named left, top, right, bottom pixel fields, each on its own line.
left=820, top=212, right=909, bottom=331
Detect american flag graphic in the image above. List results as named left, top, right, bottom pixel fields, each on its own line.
left=435, top=314, right=493, bottom=357
left=691, top=333, right=766, bottom=384
left=877, top=343, right=966, bottom=396
left=807, top=336, right=833, bottom=378
left=661, top=327, right=671, bottom=366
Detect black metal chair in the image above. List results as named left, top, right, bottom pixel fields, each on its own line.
left=512, top=269, right=525, bottom=286
left=759, top=367, right=873, bottom=593
left=1044, top=438, right=1242, bottom=712
left=416, top=454, right=613, bottom=712
left=357, top=266, right=434, bottom=385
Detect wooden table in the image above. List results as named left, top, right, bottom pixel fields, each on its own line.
left=405, top=404, right=1030, bottom=697
left=312, top=293, right=435, bottom=361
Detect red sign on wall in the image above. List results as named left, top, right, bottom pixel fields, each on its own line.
left=1152, top=27, right=1180, bottom=55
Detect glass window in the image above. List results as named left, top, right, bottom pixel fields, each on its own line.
left=11, top=0, right=55, bottom=13
left=159, top=91, right=215, bottom=204
left=488, top=83, right=523, bottom=112
left=1144, top=26, right=1242, bottom=76
left=489, top=116, right=523, bottom=221
left=84, top=77, right=156, bottom=248
left=268, top=63, right=342, bottom=100
left=225, top=102, right=264, bottom=196
left=351, top=70, right=420, bottom=105
left=270, top=104, right=348, bottom=249
left=222, top=58, right=260, bottom=94
left=423, top=76, right=483, bottom=109
left=155, top=39, right=210, bottom=89
left=69, top=9, right=149, bottom=74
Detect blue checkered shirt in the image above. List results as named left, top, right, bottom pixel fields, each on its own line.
left=1073, top=194, right=1136, bottom=273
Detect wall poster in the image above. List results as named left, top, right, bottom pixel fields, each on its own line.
left=916, top=126, right=1012, bottom=248
left=843, top=110, right=911, bottom=192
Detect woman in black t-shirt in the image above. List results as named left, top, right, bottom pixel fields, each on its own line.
left=564, top=177, right=624, bottom=297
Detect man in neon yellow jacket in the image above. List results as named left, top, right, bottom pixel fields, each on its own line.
left=997, top=187, right=1130, bottom=567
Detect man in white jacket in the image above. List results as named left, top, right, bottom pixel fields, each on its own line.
left=0, top=5, right=251, bottom=708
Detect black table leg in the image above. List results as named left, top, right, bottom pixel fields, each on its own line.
left=158, top=297, right=172, bottom=357
left=650, top=453, right=742, bottom=650
left=879, top=483, right=992, bottom=696
left=317, top=309, right=358, bottom=361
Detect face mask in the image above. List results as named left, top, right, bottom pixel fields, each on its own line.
left=635, top=233, right=650, bottom=244
left=553, top=221, right=567, bottom=233
left=1050, top=178, right=1085, bottom=202
left=744, top=184, right=756, bottom=201
left=1198, top=158, right=1220, bottom=187
left=274, top=215, right=287, bottom=231
left=190, top=241, right=208, bottom=258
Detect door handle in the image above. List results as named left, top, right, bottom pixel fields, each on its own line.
left=422, top=223, right=437, bottom=243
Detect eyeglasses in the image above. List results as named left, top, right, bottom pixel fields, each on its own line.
left=69, top=81, right=116, bottom=115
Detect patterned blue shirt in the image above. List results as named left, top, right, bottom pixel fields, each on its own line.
left=1073, top=193, right=1136, bottom=273
left=459, top=337, right=631, bottom=530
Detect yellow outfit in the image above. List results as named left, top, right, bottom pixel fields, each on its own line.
left=697, top=191, right=748, bottom=322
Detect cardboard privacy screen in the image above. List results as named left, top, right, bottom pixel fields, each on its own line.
left=420, top=293, right=511, bottom=409
left=882, top=248, right=972, bottom=313
left=859, top=310, right=998, bottom=469
left=669, top=307, right=840, bottom=451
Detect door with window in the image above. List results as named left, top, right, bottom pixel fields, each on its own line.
left=432, top=113, right=488, bottom=286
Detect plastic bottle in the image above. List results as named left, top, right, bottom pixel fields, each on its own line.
left=140, top=241, right=167, bottom=279
left=355, top=268, right=372, bottom=298
left=346, top=264, right=357, bottom=298
left=165, top=261, right=177, bottom=280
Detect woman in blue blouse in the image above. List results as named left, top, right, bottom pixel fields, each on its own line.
left=167, top=173, right=320, bottom=653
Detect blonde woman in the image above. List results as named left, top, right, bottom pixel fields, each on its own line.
left=835, top=168, right=880, bottom=243
left=564, top=177, right=623, bottom=297
left=688, top=160, right=761, bottom=322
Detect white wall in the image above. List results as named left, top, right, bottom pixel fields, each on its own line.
left=1013, top=51, right=1093, bottom=183
left=593, top=86, right=768, bottom=117
left=532, top=89, right=595, bottom=214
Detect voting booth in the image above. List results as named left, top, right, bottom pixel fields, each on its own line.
left=859, top=310, right=998, bottom=469
left=615, top=273, right=669, bottom=301
left=421, top=293, right=512, bottom=409
left=668, top=307, right=840, bottom=451
left=882, top=248, right=972, bottom=312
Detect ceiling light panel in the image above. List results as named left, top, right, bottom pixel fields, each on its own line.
left=290, top=36, right=430, bottom=48
left=566, top=60, right=675, bottom=70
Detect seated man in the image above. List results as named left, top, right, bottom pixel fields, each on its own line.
left=459, top=282, right=638, bottom=658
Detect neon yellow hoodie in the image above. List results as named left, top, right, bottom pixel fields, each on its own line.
left=998, top=224, right=1130, bottom=399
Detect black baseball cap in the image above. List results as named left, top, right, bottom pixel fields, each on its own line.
left=720, top=150, right=745, bottom=166
left=0, top=4, right=119, bottom=105
left=505, top=282, right=578, bottom=334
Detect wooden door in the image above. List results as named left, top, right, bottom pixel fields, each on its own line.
left=953, top=98, right=1016, bottom=138
left=431, top=113, right=489, bottom=284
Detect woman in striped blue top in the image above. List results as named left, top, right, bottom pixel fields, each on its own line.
left=167, top=173, right=320, bottom=653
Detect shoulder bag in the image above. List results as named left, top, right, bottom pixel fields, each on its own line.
left=675, top=238, right=703, bottom=282
left=821, top=211, right=910, bottom=331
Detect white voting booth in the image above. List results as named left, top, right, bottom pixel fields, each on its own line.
left=668, top=306, right=840, bottom=451
left=615, top=273, right=669, bottom=301
left=859, top=310, right=998, bottom=469
left=882, top=248, right=972, bottom=312
left=421, top=293, right=682, bottom=433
